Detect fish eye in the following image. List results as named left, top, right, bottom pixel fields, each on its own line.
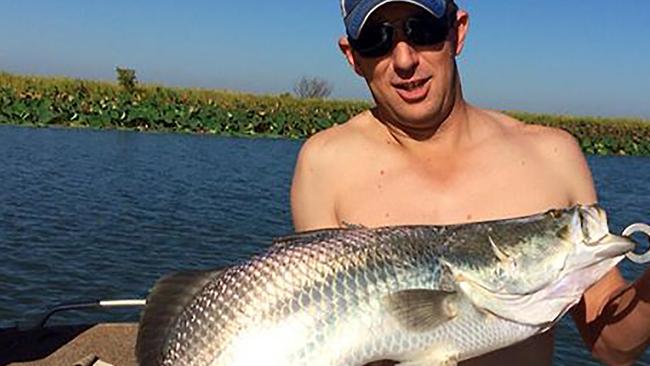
left=579, top=207, right=609, bottom=245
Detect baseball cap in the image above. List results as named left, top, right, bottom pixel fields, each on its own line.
left=341, top=0, right=448, bottom=39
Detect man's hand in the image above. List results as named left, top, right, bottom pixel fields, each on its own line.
left=574, top=269, right=650, bottom=365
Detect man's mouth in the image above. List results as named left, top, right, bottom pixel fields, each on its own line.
left=393, top=77, right=431, bottom=102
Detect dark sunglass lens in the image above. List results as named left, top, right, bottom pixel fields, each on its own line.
left=351, top=23, right=393, bottom=58
left=406, top=16, right=449, bottom=46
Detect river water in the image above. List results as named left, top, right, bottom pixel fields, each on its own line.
left=0, top=125, right=648, bottom=364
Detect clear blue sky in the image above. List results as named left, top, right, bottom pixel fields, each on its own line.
left=1, top=0, right=649, bottom=118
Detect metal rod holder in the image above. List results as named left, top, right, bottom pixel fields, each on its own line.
left=623, top=223, right=650, bottom=264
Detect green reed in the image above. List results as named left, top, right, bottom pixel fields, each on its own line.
left=1, top=72, right=648, bottom=155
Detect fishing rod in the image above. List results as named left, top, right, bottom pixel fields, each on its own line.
left=24, top=299, right=146, bottom=330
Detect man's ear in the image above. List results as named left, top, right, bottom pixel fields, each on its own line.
left=454, top=10, right=470, bottom=56
left=338, top=36, right=364, bottom=77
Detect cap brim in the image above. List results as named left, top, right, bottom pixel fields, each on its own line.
left=345, top=0, right=446, bottom=39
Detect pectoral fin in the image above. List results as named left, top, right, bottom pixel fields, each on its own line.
left=385, top=289, right=458, bottom=332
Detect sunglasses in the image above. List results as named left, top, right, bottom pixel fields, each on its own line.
left=348, top=14, right=451, bottom=58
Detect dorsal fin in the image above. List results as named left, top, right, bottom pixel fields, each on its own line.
left=271, top=227, right=350, bottom=250
left=341, top=221, right=368, bottom=230
left=136, top=268, right=226, bottom=366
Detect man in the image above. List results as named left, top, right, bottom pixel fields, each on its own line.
left=290, top=0, right=650, bottom=364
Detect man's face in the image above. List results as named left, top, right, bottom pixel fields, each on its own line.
left=341, top=3, right=467, bottom=130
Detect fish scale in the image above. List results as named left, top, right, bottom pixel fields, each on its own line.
left=166, top=228, right=451, bottom=365
left=137, top=205, right=640, bottom=366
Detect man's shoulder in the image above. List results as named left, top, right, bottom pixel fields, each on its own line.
left=297, top=111, right=378, bottom=165
left=484, top=110, right=583, bottom=158
left=474, top=109, right=596, bottom=207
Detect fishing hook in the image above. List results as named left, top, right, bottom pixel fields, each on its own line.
left=622, top=223, right=650, bottom=264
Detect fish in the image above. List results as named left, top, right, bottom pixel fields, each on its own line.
left=135, top=204, right=640, bottom=366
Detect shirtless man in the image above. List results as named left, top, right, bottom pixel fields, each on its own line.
left=290, top=0, right=650, bottom=364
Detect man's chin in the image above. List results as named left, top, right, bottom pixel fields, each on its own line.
left=386, top=111, right=446, bottom=136
left=392, top=105, right=440, bottom=125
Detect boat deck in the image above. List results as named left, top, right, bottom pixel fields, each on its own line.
left=0, top=323, right=137, bottom=366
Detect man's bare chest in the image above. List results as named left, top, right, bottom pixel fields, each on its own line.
left=334, top=158, right=571, bottom=227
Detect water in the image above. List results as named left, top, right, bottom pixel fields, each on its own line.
left=0, top=124, right=648, bottom=364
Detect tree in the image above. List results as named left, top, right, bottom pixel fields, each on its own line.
left=293, top=76, right=333, bottom=99
left=116, top=67, right=138, bottom=92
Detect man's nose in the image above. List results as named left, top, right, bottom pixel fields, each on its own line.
left=391, top=41, right=419, bottom=74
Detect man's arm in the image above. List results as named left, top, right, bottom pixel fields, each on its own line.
left=575, top=271, right=650, bottom=365
left=549, top=129, right=650, bottom=365
left=290, top=133, right=340, bottom=232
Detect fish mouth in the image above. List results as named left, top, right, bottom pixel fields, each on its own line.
left=590, top=234, right=636, bottom=259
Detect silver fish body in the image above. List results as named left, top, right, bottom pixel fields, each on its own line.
left=136, top=205, right=636, bottom=366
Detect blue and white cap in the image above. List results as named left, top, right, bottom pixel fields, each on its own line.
left=341, top=0, right=448, bottom=39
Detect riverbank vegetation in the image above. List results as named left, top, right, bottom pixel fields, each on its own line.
left=1, top=71, right=649, bottom=155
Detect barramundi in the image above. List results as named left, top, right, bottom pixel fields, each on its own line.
left=136, top=205, right=648, bottom=366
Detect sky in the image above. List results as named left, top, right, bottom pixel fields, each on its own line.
left=1, top=0, right=649, bottom=118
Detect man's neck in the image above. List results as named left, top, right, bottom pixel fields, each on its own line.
left=374, top=90, right=474, bottom=156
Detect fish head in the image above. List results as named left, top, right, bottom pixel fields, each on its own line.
left=450, top=205, right=635, bottom=327
left=562, top=205, right=635, bottom=270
